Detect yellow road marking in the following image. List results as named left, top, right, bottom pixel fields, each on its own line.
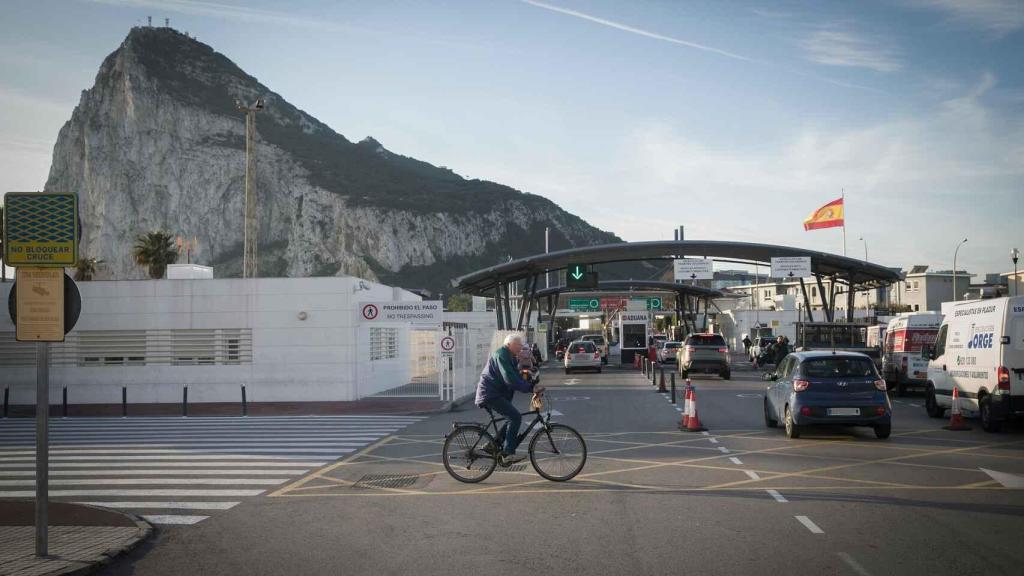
left=267, top=436, right=395, bottom=497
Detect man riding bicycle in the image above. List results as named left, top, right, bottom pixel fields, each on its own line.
left=475, top=333, right=544, bottom=466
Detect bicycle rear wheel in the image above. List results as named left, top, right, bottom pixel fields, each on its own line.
left=443, top=426, right=498, bottom=483
left=529, top=424, right=587, bottom=482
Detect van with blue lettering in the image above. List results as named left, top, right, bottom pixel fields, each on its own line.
left=924, top=296, right=1024, bottom=431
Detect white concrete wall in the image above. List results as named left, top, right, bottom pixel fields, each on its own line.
left=0, top=277, right=422, bottom=404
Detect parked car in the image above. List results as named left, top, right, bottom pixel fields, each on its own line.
left=678, top=333, right=731, bottom=379
left=764, top=351, right=891, bottom=439
left=582, top=334, right=609, bottom=364
left=564, top=340, right=602, bottom=374
left=658, top=341, right=681, bottom=363
left=924, top=296, right=1024, bottom=432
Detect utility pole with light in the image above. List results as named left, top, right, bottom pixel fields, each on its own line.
left=1013, top=248, right=1020, bottom=297
left=236, top=97, right=265, bottom=279
left=953, top=237, right=968, bottom=302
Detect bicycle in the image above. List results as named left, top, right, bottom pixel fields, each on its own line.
left=442, top=394, right=587, bottom=483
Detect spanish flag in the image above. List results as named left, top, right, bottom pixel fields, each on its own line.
left=803, top=197, right=844, bottom=231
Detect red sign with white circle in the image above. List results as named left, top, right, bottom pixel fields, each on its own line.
left=361, top=304, right=379, bottom=320
left=440, top=336, right=456, bottom=352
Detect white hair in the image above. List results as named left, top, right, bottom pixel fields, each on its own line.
left=503, top=333, right=525, bottom=347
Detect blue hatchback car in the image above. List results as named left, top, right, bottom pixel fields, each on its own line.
left=764, top=351, right=892, bottom=439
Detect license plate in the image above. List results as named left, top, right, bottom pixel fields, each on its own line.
left=827, top=408, right=860, bottom=416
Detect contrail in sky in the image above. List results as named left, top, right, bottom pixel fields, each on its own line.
left=521, top=0, right=755, bottom=63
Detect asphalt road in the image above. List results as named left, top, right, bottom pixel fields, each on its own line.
left=98, top=362, right=1024, bottom=576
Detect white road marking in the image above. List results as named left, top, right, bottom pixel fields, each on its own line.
left=795, top=515, right=824, bottom=534
left=981, top=468, right=1024, bottom=488
left=141, top=514, right=210, bottom=525
left=0, top=489, right=265, bottom=497
left=0, top=478, right=288, bottom=486
left=0, top=454, right=352, bottom=462
left=718, top=447, right=729, bottom=454
left=0, top=461, right=326, bottom=469
left=729, top=457, right=742, bottom=465
left=909, top=403, right=921, bottom=408
left=6, top=469, right=308, bottom=477
left=700, top=431, right=710, bottom=436
left=744, top=470, right=760, bottom=480
left=0, top=448, right=364, bottom=455
left=675, top=407, right=683, bottom=412
left=76, top=501, right=240, bottom=511
left=838, top=552, right=872, bottom=576
left=766, top=489, right=788, bottom=503
left=708, top=438, right=719, bottom=444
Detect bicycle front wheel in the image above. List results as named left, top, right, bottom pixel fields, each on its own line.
left=443, top=426, right=498, bottom=483
left=529, top=424, right=587, bottom=482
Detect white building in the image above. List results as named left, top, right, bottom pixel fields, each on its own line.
left=1, top=276, right=493, bottom=407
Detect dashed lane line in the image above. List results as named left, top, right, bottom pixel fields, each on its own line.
left=766, top=489, right=787, bottom=502
left=838, top=552, right=872, bottom=576
left=718, top=447, right=730, bottom=454
left=795, top=515, right=824, bottom=534
left=744, top=470, right=761, bottom=480
left=140, top=515, right=208, bottom=525
left=729, top=457, right=743, bottom=465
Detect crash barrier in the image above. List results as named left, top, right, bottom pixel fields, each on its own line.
left=945, top=387, right=971, bottom=431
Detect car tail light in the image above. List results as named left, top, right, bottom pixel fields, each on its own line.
left=793, top=379, right=810, bottom=392
left=874, top=379, right=887, bottom=391
left=686, top=346, right=695, bottom=352
left=876, top=405, right=887, bottom=416
left=998, top=366, right=1011, bottom=391
left=717, top=347, right=727, bottom=353
left=800, top=406, right=812, bottom=416
left=594, top=352, right=600, bottom=360
left=577, top=347, right=585, bottom=353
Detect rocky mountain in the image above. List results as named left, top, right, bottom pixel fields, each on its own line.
left=45, top=27, right=648, bottom=295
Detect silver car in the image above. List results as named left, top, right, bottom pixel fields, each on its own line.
left=658, top=341, right=682, bottom=363
left=564, top=340, right=602, bottom=374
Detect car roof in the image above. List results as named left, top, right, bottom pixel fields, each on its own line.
left=791, top=350, right=871, bottom=360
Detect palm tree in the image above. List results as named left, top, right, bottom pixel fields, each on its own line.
left=132, top=230, right=178, bottom=279
left=73, top=257, right=103, bottom=281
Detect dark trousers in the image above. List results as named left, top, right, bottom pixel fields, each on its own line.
left=483, top=396, right=522, bottom=455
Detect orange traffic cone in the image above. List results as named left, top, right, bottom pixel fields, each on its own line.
left=679, top=380, right=693, bottom=430
left=657, top=368, right=667, bottom=393
left=944, top=387, right=972, bottom=431
left=686, top=386, right=707, bottom=432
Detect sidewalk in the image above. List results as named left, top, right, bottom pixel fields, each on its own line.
left=0, top=501, right=151, bottom=576
left=3, top=397, right=449, bottom=418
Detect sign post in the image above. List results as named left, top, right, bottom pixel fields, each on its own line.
left=770, top=257, right=812, bottom=279
left=673, top=259, right=713, bottom=281
left=3, top=191, right=78, bottom=558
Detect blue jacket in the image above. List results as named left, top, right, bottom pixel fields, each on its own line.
left=475, top=346, right=534, bottom=406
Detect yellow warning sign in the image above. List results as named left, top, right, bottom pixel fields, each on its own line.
left=16, top=267, right=65, bottom=342
left=3, top=192, right=79, bottom=267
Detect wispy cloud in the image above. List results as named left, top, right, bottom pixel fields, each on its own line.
left=520, top=0, right=755, bottom=63
left=86, top=0, right=359, bottom=33
left=800, top=28, right=902, bottom=72
left=906, top=0, right=1024, bottom=37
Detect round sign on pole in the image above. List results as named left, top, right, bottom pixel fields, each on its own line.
left=7, top=273, right=82, bottom=335
left=361, top=304, right=379, bottom=320
left=440, top=336, right=456, bottom=354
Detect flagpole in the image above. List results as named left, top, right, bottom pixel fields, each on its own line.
left=841, top=188, right=847, bottom=257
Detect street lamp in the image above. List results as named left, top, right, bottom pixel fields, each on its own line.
left=858, top=237, right=868, bottom=263
left=236, top=97, right=265, bottom=279
left=1013, top=248, right=1020, bottom=297
left=953, top=238, right=968, bottom=302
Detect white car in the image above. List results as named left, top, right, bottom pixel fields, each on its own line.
left=564, top=340, right=602, bottom=374
left=925, top=296, right=1024, bottom=432
left=581, top=334, right=609, bottom=364
left=658, top=341, right=681, bottom=363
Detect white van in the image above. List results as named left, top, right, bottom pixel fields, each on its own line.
left=924, top=296, right=1024, bottom=432
left=883, top=312, right=943, bottom=396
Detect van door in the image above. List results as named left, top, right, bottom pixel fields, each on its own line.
left=1009, top=315, right=1024, bottom=396
left=929, top=324, right=952, bottom=407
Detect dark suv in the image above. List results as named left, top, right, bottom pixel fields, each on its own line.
left=679, top=333, right=731, bottom=380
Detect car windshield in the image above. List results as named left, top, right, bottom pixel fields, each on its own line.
left=571, top=342, right=597, bottom=353
left=584, top=336, right=605, bottom=344
left=664, top=342, right=681, bottom=349
left=689, top=335, right=726, bottom=346
left=800, top=357, right=877, bottom=378
left=759, top=338, right=774, bottom=346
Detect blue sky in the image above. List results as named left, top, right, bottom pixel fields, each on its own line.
left=1, top=0, right=1022, bottom=279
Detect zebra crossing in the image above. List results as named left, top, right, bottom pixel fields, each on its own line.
left=0, top=415, right=424, bottom=525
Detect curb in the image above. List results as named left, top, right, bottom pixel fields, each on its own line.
left=50, top=506, right=153, bottom=576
